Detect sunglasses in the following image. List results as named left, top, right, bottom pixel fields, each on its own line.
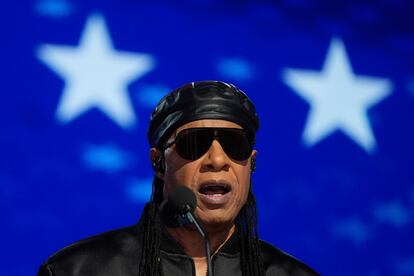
left=163, top=128, right=253, bottom=161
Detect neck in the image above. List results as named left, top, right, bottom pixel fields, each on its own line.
left=165, top=223, right=235, bottom=257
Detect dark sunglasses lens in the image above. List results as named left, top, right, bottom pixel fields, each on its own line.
left=175, top=128, right=252, bottom=161
left=175, top=129, right=213, bottom=160
left=219, top=129, right=252, bottom=161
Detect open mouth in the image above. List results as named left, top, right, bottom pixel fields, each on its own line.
left=199, top=183, right=231, bottom=196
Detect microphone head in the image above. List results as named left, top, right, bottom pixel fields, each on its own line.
left=159, top=186, right=196, bottom=227
left=169, top=186, right=196, bottom=213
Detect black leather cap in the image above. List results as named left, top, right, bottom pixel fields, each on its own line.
left=148, top=81, right=259, bottom=149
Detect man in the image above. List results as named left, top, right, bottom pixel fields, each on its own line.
left=38, top=81, right=318, bottom=276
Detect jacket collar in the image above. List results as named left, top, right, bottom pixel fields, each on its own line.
left=160, top=226, right=240, bottom=256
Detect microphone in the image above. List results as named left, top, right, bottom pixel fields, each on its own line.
left=160, top=185, right=196, bottom=227
left=160, top=186, right=213, bottom=276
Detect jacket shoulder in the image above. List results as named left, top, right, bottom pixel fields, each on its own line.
left=39, top=225, right=141, bottom=276
left=259, top=240, right=319, bottom=276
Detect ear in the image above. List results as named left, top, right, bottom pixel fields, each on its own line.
left=150, top=148, right=161, bottom=162
left=250, top=150, right=257, bottom=173
left=150, top=148, right=165, bottom=179
left=251, top=149, right=257, bottom=159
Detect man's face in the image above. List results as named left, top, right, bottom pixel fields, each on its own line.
left=156, top=119, right=256, bottom=231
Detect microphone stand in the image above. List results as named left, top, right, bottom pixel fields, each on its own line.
left=182, top=205, right=213, bottom=276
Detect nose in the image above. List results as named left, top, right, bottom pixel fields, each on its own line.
left=201, top=139, right=230, bottom=171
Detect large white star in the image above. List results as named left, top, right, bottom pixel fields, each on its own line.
left=282, top=38, right=393, bottom=153
left=37, top=14, right=155, bottom=129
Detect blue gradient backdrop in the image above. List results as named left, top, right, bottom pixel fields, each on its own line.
left=1, top=1, right=413, bottom=275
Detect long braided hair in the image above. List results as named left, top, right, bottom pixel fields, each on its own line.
left=138, top=176, right=265, bottom=276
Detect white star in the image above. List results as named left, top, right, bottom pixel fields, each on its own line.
left=282, top=38, right=393, bottom=153
left=37, top=14, right=155, bottom=129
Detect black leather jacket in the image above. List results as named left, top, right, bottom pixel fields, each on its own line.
left=38, top=224, right=318, bottom=276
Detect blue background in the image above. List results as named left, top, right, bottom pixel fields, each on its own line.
left=1, top=0, right=414, bottom=275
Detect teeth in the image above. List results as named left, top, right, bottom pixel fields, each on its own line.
left=201, top=184, right=229, bottom=189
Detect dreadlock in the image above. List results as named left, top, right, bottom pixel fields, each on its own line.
left=137, top=177, right=163, bottom=276
left=138, top=176, right=265, bottom=276
left=236, top=184, right=265, bottom=276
